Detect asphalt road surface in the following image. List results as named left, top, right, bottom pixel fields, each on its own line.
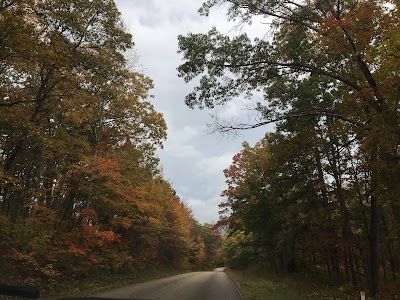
left=94, top=268, right=244, bottom=300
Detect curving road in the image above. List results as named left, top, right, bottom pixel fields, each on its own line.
left=94, top=268, right=244, bottom=300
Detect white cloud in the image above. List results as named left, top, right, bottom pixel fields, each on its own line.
left=195, top=152, right=235, bottom=176
left=121, top=0, right=204, bottom=29
left=185, top=196, right=222, bottom=224
left=114, top=0, right=269, bottom=223
left=182, top=125, right=199, bottom=139
left=163, top=122, right=202, bottom=158
left=166, top=144, right=201, bottom=158
left=220, top=101, right=242, bottom=118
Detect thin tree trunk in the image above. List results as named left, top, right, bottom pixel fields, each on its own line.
left=85, top=97, right=106, bottom=210
left=327, top=138, right=359, bottom=286
left=380, top=232, right=387, bottom=282
left=381, top=206, right=397, bottom=281
left=369, top=190, right=379, bottom=295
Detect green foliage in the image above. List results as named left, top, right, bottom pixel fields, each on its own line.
left=222, top=231, right=255, bottom=269
left=180, top=0, right=400, bottom=296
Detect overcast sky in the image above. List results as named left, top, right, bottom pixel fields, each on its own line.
left=114, top=0, right=273, bottom=224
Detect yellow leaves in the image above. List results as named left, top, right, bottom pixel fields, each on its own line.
left=0, top=0, right=213, bottom=287
left=353, top=227, right=363, bottom=235
left=116, top=216, right=133, bottom=230
left=40, top=264, right=61, bottom=279
left=126, top=71, right=155, bottom=99
left=147, top=216, right=163, bottom=229
left=194, top=238, right=207, bottom=262
left=0, top=167, right=13, bottom=184
left=370, top=4, right=400, bottom=86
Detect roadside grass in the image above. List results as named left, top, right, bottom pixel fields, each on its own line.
left=46, top=266, right=184, bottom=299
left=226, top=266, right=361, bottom=300
left=1, top=268, right=178, bottom=300
left=2, top=267, right=184, bottom=299
left=1, top=264, right=219, bottom=300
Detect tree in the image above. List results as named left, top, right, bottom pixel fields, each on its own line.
left=178, top=0, right=400, bottom=295
left=221, top=230, right=254, bottom=269
left=0, top=0, right=189, bottom=289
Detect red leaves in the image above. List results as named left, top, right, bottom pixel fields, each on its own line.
left=87, top=156, right=123, bottom=183
left=64, top=224, right=121, bottom=258
left=319, top=2, right=381, bottom=55
left=68, top=244, right=86, bottom=256
left=77, top=209, right=98, bottom=223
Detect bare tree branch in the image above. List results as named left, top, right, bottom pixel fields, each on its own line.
left=212, top=109, right=369, bottom=133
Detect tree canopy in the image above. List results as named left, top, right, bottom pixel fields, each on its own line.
left=178, top=0, right=400, bottom=296
left=0, top=0, right=221, bottom=294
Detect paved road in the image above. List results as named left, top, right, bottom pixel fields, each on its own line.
left=94, top=268, right=244, bottom=300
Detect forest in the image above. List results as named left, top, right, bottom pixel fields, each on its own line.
left=2, top=0, right=400, bottom=298
left=177, top=0, right=400, bottom=297
left=0, top=0, right=221, bottom=293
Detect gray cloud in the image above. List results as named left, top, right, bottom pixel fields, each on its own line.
left=114, top=0, right=271, bottom=224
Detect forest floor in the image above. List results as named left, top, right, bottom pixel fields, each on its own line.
left=226, top=266, right=399, bottom=300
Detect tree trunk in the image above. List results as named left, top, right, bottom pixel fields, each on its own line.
left=369, top=192, right=379, bottom=295
left=381, top=206, right=397, bottom=281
